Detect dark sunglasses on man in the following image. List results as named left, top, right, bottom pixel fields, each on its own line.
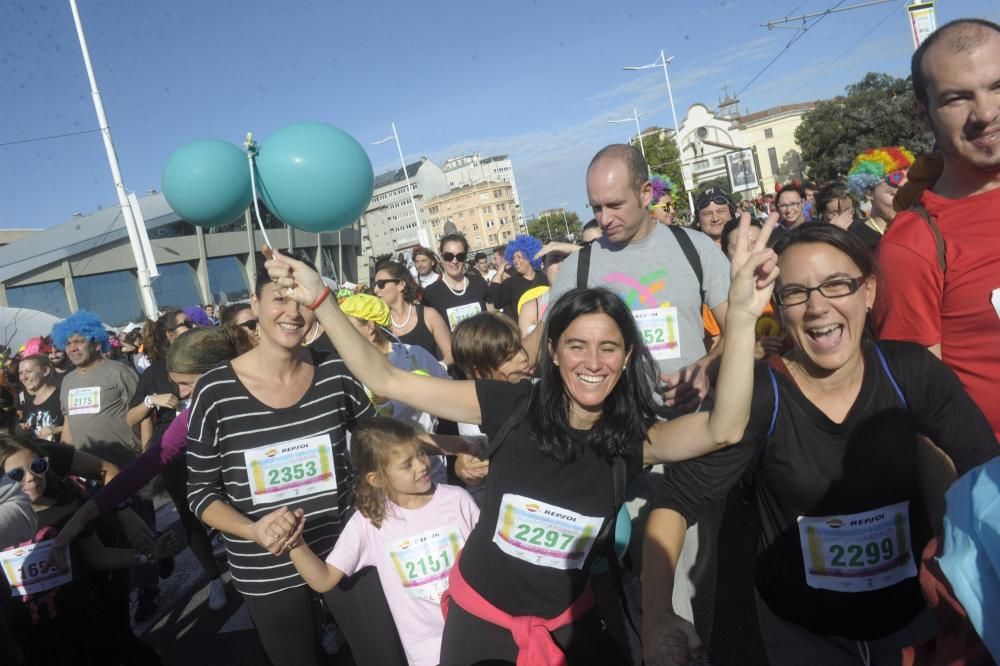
left=6, top=457, right=49, bottom=483
left=441, top=252, right=468, bottom=264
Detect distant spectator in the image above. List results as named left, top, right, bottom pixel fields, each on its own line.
left=775, top=182, right=808, bottom=231
left=815, top=181, right=880, bottom=249
left=581, top=219, right=602, bottom=242
left=220, top=302, right=256, bottom=333
left=183, top=305, right=213, bottom=328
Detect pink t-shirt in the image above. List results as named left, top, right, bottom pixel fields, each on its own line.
left=327, top=484, right=479, bottom=666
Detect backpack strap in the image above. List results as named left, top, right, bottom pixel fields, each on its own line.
left=909, top=204, right=947, bottom=274
left=766, top=367, right=780, bottom=439
left=667, top=225, right=705, bottom=304
left=873, top=343, right=908, bottom=409
left=576, top=242, right=593, bottom=289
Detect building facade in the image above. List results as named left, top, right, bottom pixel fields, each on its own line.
left=0, top=193, right=359, bottom=326
left=424, top=181, right=519, bottom=252
left=358, top=158, right=449, bottom=261
left=441, top=152, right=524, bottom=228
left=676, top=100, right=815, bottom=196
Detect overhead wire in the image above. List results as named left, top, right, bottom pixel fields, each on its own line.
left=777, top=0, right=908, bottom=105
left=736, top=0, right=849, bottom=98
left=0, top=128, right=102, bottom=148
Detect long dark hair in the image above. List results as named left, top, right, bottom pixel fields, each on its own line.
left=530, top=288, right=658, bottom=463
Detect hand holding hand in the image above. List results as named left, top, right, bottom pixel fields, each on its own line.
left=117, top=507, right=157, bottom=553
left=262, top=245, right=326, bottom=307
left=153, top=394, right=180, bottom=410
left=643, top=612, right=704, bottom=666
left=251, top=506, right=306, bottom=556
left=152, top=531, right=179, bottom=560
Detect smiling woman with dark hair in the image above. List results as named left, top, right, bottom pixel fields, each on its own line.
left=643, top=224, right=998, bottom=666
left=260, top=214, right=779, bottom=665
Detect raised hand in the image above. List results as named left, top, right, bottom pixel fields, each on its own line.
left=262, top=245, right=327, bottom=308
left=727, top=212, right=780, bottom=321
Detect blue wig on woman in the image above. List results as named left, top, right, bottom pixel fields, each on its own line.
left=504, top=234, right=544, bottom=271
left=50, top=310, right=110, bottom=353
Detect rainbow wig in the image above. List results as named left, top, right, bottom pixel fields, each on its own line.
left=649, top=174, right=674, bottom=205
left=505, top=234, right=544, bottom=271
left=847, top=146, right=915, bottom=197
left=50, top=310, right=110, bottom=352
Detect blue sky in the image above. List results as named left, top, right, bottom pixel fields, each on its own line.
left=2, top=0, right=997, bottom=231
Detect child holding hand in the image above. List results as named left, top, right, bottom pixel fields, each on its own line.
left=285, top=417, right=479, bottom=666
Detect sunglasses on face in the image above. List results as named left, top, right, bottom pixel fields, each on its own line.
left=6, top=457, right=49, bottom=483
left=885, top=171, right=906, bottom=187
left=374, top=278, right=403, bottom=290
left=441, top=252, right=467, bottom=264
left=166, top=319, right=194, bottom=332
left=239, top=319, right=258, bottom=332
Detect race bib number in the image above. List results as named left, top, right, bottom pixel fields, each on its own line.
left=388, top=526, right=464, bottom=603
left=446, top=302, right=482, bottom=329
left=1, top=542, right=73, bottom=597
left=632, top=307, right=680, bottom=361
left=66, top=386, right=101, bottom=415
left=492, top=494, right=604, bottom=570
left=797, top=501, right=917, bottom=593
left=244, top=435, right=338, bottom=506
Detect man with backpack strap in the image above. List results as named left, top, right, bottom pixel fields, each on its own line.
left=874, top=18, right=1000, bottom=441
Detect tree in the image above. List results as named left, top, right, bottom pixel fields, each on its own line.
left=795, top=72, right=934, bottom=183
left=527, top=211, right=582, bottom=243
left=636, top=129, right=691, bottom=216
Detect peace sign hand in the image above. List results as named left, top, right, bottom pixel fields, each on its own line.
left=727, top=211, right=780, bottom=322
left=262, top=245, right=327, bottom=307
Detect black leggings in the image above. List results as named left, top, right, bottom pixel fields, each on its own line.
left=162, top=456, right=220, bottom=579
left=241, top=567, right=406, bottom=666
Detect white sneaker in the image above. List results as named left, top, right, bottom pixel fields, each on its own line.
left=208, top=578, right=227, bottom=611
left=320, top=622, right=344, bottom=656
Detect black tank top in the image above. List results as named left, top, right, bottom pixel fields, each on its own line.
left=396, top=304, right=440, bottom=360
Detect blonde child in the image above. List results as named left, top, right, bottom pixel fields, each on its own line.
left=287, top=417, right=479, bottom=666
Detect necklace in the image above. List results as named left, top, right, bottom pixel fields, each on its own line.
left=866, top=217, right=887, bottom=235
left=391, top=303, right=413, bottom=329
left=443, top=276, right=468, bottom=296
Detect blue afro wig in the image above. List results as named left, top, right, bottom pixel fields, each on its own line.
left=50, top=310, right=110, bottom=353
left=505, top=234, right=544, bottom=271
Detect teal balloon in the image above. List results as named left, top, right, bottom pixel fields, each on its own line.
left=255, top=122, right=374, bottom=233
left=162, top=139, right=251, bottom=228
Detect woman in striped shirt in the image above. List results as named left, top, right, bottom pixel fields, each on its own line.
left=185, top=257, right=406, bottom=666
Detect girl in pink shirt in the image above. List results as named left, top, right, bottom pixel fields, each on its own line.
left=288, top=417, right=479, bottom=666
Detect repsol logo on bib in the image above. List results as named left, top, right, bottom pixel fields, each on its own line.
left=543, top=509, right=578, bottom=522
left=849, top=513, right=886, bottom=526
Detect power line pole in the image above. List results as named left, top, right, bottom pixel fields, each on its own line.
left=762, top=0, right=896, bottom=30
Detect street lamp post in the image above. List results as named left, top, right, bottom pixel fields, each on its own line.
left=608, top=109, right=646, bottom=159
left=623, top=51, right=696, bottom=213
left=557, top=202, right=571, bottom=239
left=373, top=123, right=427, bottom=247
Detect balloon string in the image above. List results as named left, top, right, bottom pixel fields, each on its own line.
left=248, top=154, right=273, bottom=249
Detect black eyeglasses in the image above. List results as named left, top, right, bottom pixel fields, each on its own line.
left=697, top=195, right=730, bottom=210
left=239, top=319, right=258, bottom=332
left=374, top=278, right=403, bottom=290
left=166, top=319, right=194, bottom=332
left=6, top=457, right=49, bottom=483
left=441, top=252, right=467, bottom=264
left=775, top=277, right=866, bottom=307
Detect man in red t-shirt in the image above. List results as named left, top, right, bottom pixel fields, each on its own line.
left=875, top=19, right=1000, bottom=441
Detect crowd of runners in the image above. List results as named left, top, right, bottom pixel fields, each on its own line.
left=1, top=17, right=999, bottom=666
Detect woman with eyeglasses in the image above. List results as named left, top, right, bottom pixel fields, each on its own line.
left=372, top=260, right=453, bottom=364
left=0, top=436, right=175, bottom=665
left=642, top=225, right=998, bottom=666
left=412, top=246, right=442, bottom=289
left=774, top=183, right=808, bottom=232
left=421, top=234, right=490, bottom=332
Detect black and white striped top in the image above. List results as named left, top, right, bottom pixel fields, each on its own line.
left=186, top=351, right=373, bottom=596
